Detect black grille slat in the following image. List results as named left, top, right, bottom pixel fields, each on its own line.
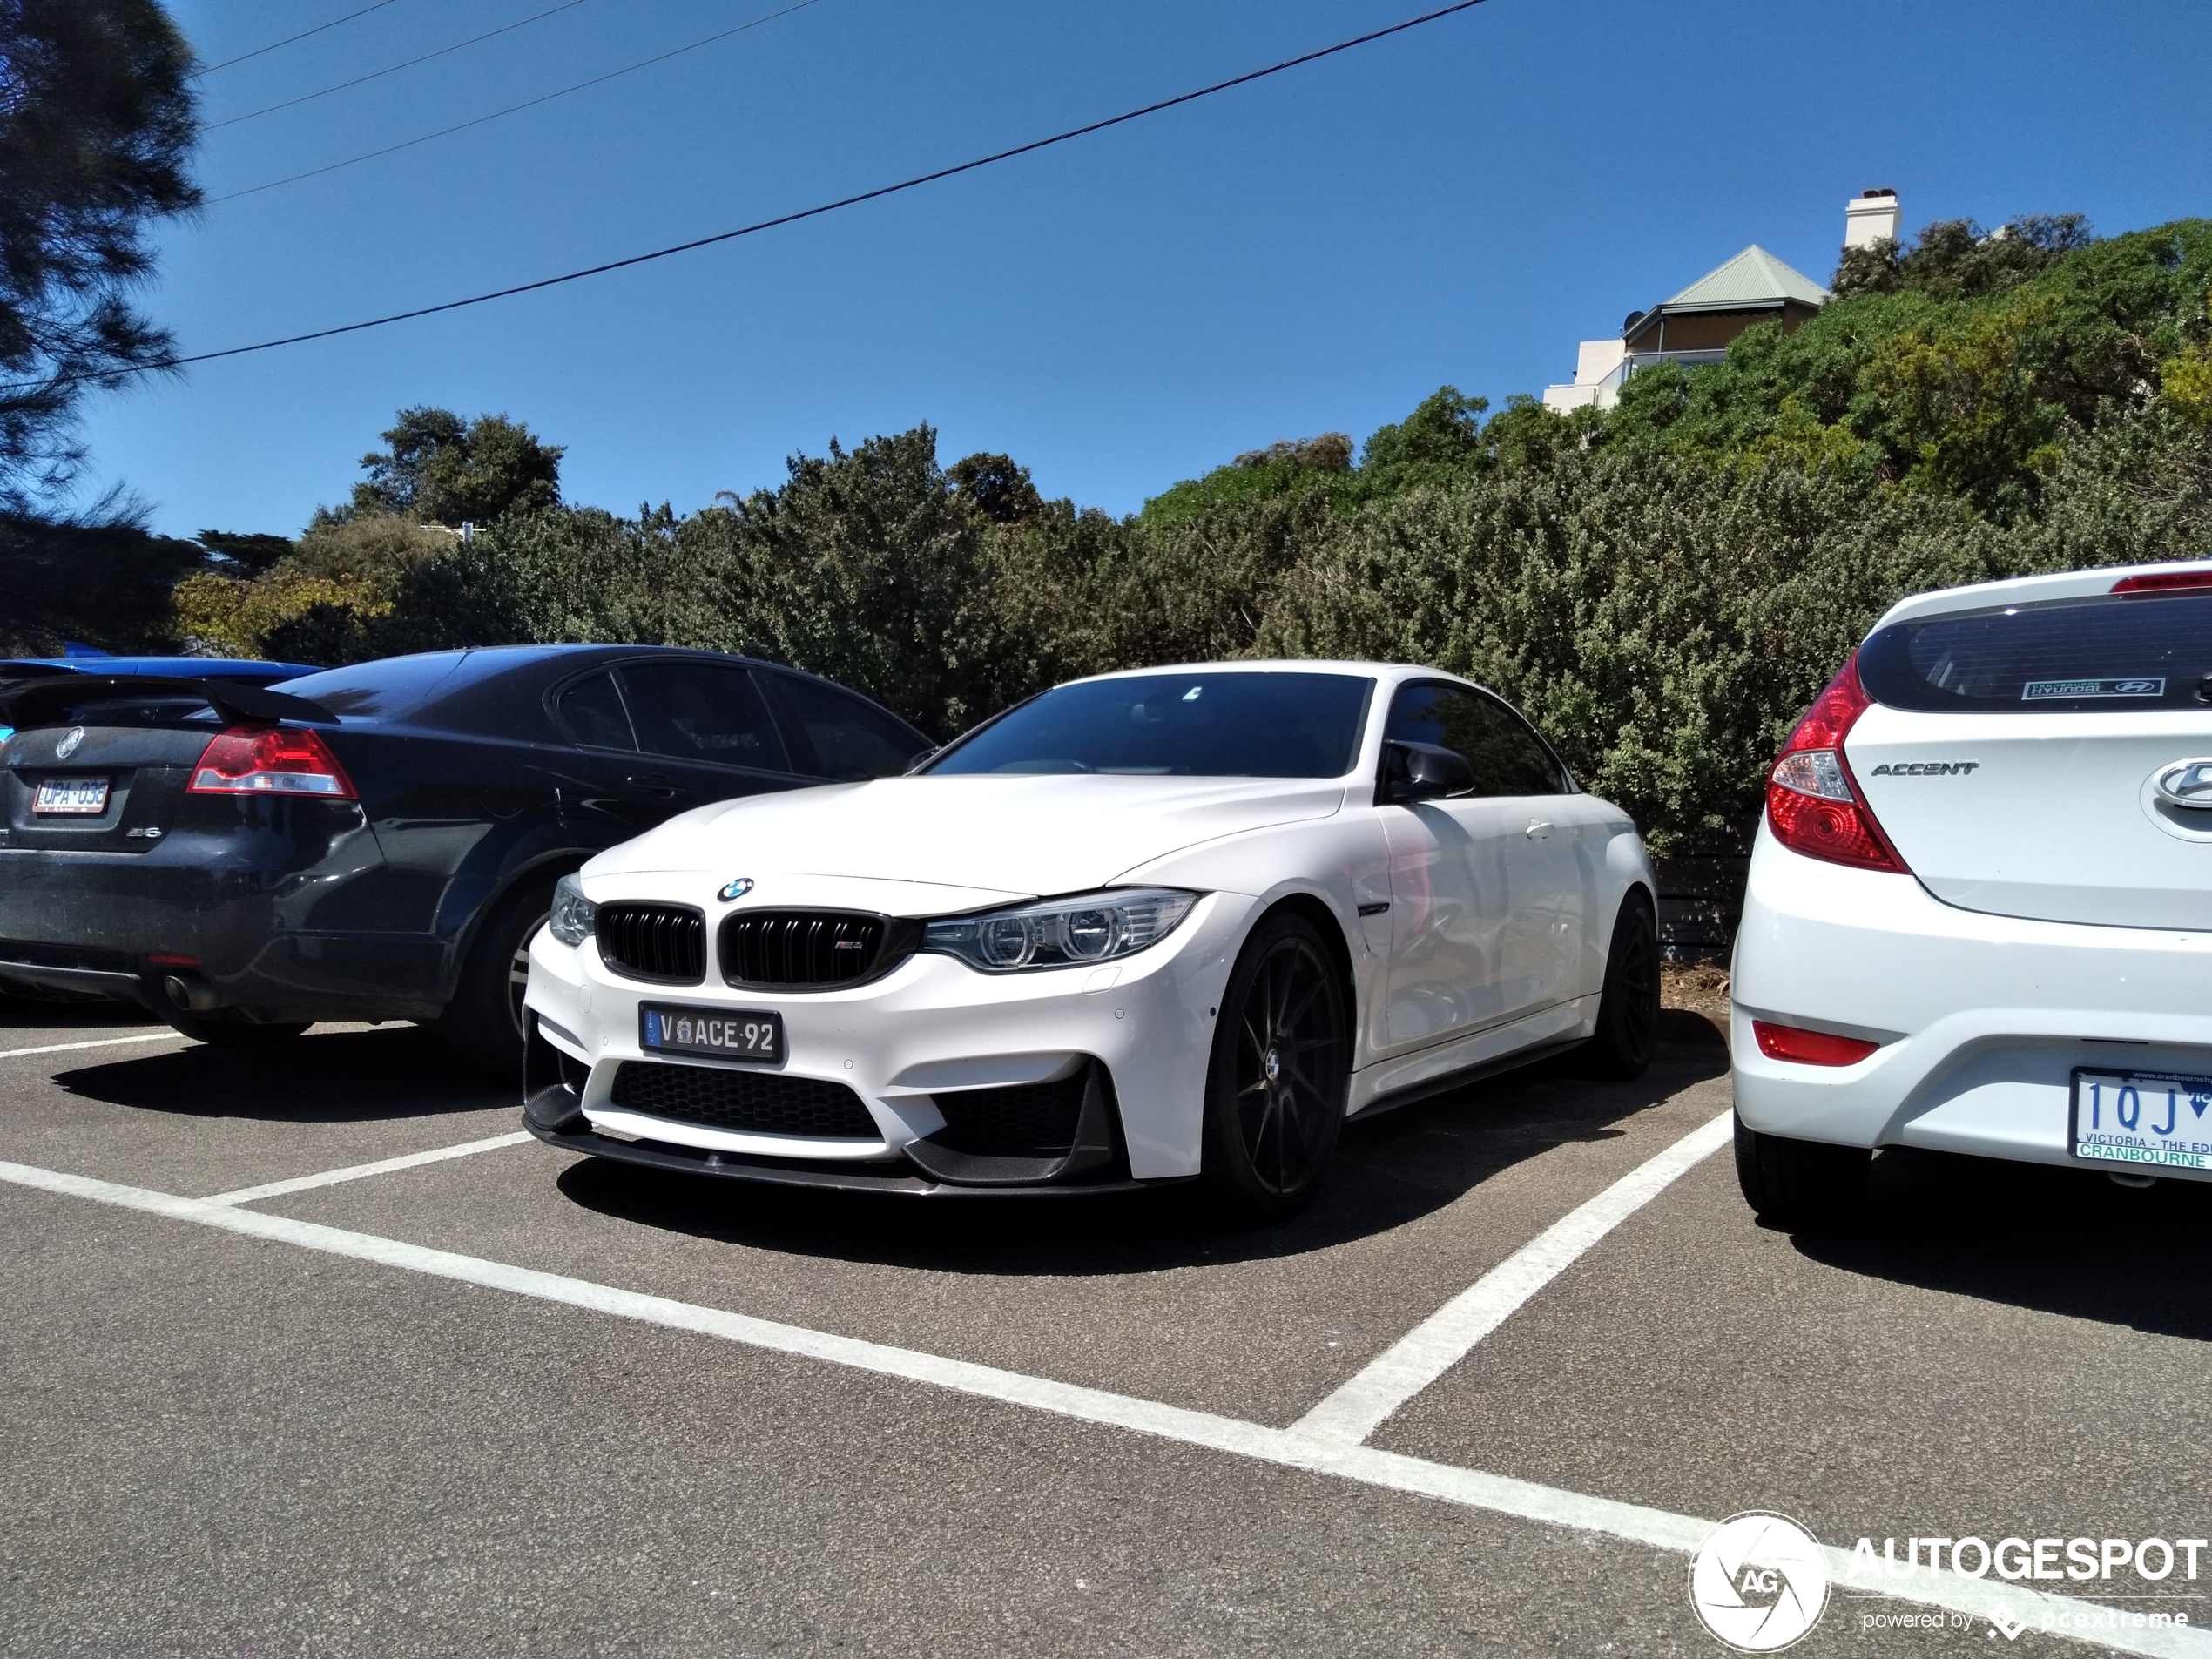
left=719, top=909, right=894, bottom=989
left=932, top=1070, right=1090, bottom=1157
left=597, top=904, right=705, bottom=984
left=609, top=1060, right=879, bottom=1139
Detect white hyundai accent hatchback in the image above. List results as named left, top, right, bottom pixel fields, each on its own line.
left=523, top=663, right=1662, bottom=1217
left=1733, top=559, right=2212, bottom=1224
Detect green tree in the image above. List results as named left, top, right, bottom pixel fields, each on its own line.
left=0, top=0, right=199, bottom=513
left=338, top=407, right=564, bottom=527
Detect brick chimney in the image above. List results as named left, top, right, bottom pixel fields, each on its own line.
left=1844, top=188, right=1900, bottom=249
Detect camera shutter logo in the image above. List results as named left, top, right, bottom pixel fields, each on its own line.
left=1689, top=1512, right=1830, bottom=1651
left=55, top=725, right=84, bottom=760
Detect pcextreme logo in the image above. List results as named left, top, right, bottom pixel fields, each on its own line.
left=1689, top=1512, right=1830, bottom=1652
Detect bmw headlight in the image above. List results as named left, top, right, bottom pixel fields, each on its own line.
left=923, top=889, right=1198, bottom=972
left=548, top=873, right=597, bottom=947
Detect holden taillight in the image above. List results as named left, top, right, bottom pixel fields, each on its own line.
left=2112, top=567, right=2212, bottom=595
left=1765, top=653, right=1907, bottom=873
left=1752, top=1020, right=1879, bottom=1067
left=187, top=725, right=356, bottom=799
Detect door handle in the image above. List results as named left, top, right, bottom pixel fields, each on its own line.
left=1525, top=820, right=1554, bottom=840
left=625, top=772, right=678, bottom=798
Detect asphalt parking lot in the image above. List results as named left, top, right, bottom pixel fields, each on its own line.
left=4, top=992, right=2209, bottom=1657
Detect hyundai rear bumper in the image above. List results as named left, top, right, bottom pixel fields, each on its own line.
left=1731, top=828, right=2212, bottom=1178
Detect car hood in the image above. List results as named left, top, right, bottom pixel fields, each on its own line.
left=586, top=773, right=1348, bottom=906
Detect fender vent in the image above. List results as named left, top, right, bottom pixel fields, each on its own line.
left=596, top=904, right=705, bottom=984
left=609, top=1060, right=879, bottom=1139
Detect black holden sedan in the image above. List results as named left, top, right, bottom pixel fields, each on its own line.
left=0, top=646, right=930, bottom=1069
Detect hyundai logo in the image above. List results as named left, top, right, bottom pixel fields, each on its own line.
left=2155, top=759, right=2212, bottom=811
left=717, top=877, right=755, bottom=902
left=54, top=726, right=84, bottom=760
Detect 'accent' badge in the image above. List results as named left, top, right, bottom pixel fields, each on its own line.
left=718, top=877, right=755, bottom=902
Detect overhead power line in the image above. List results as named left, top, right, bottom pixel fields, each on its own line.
left=209, top=0, right=819, bottom=204
left=206, top=0, right=596, bottom=132
left=56, top=0, right=1493, bottom=390
left=190, top=1, right=406, bottom=79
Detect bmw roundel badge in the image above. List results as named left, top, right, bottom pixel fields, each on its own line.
left=718, top=877, right=755, bottom=903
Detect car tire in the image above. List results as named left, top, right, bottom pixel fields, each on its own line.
left=1199, top=908, right=1350, bottom=1224
left=439, top=879, right=556, bottom=1078
left=1576, top=891, right=1661, bottom=1080
left=1733, top=1114, right=1871, bottom=1227
left=165, top=1014, right=313, bottom=1046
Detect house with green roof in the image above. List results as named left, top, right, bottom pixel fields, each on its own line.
left=1542, top=191, right=1898, bottom=413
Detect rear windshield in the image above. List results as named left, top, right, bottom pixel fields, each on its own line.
left=927, top=672, right=1374, bottom=778
left=1859, top=591, right=2212, bottom=714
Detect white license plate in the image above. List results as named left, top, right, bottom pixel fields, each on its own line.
left=2070, top=1069, right=2212, bottom=1174
left=33, top=777, right=109, bottom=815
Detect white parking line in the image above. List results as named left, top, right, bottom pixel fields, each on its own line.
left=0, top=1152, right=2198, bottom=1656
left=202, top=1130, right=534, bottom=1207
left=0, top=1031, right=191, bottom=1062
left=1294, top=1109, right=1736, bottom=1444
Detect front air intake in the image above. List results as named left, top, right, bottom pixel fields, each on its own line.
left=608, top=1060, right=879, bottom=1139
left=719, top=909, right=910, bottom=990
left=595, top=903, right=706, bottom=984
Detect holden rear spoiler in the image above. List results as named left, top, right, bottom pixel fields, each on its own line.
left=0, top=674, right=337, bottom=730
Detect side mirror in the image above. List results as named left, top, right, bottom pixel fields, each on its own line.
left=1379, top=739, right=1474, bottom=805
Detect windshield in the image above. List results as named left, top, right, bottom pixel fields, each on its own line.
left=928, top=671, right=1374, bottom=778
left=1859, top=591, right=2212, bottom=713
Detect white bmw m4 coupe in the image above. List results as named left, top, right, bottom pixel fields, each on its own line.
left=522, top=662, right=1662, bottom=1216
left=1734, top=558, right=2212, bottom=1226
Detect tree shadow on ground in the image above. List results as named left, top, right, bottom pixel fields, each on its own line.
left=0, top=991, right=158, bottom=1033
left=1788, top=1145, right=2212, bottom=1342
left=51, top=1024, right=511, bottom=1123
left=554, top=1021, right=1730, bottom=1275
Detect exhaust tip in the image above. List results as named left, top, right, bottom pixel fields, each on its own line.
left=162, top=974, right=220, bottom=1014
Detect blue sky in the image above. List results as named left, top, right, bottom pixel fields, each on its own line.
left=77, top=0, right=2212, bottom=537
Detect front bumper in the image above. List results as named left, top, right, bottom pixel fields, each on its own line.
left=522, top=890, right=1258, bottom=1187
left=1731, top=827, right=2212, bottom=1179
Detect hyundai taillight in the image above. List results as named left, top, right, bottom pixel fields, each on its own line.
left=1765, top=653, right=1907, bottom=873
left=1752, top=1020, right=1880, bottom=1067
left=187, top=725, right=356, bottom=799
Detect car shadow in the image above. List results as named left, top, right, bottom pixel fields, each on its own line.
left=1787, top=1145, right=2212, bottom=1342
left=0, top=991, right=159, bottom=1033
left=52, top=1024, right=512, bottom=1123
left=553, top=1020, right=1730, bottom=1275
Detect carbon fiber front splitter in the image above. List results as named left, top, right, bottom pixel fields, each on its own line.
left=522, top=1083, right=1181, bottom=1198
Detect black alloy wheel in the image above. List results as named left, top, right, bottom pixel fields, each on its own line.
left=1201, top=910, right=1349, bottom=1221
left=1577, top=892, right=1661, bottom=1080
left=440, top=880, right=556, bottom=1077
